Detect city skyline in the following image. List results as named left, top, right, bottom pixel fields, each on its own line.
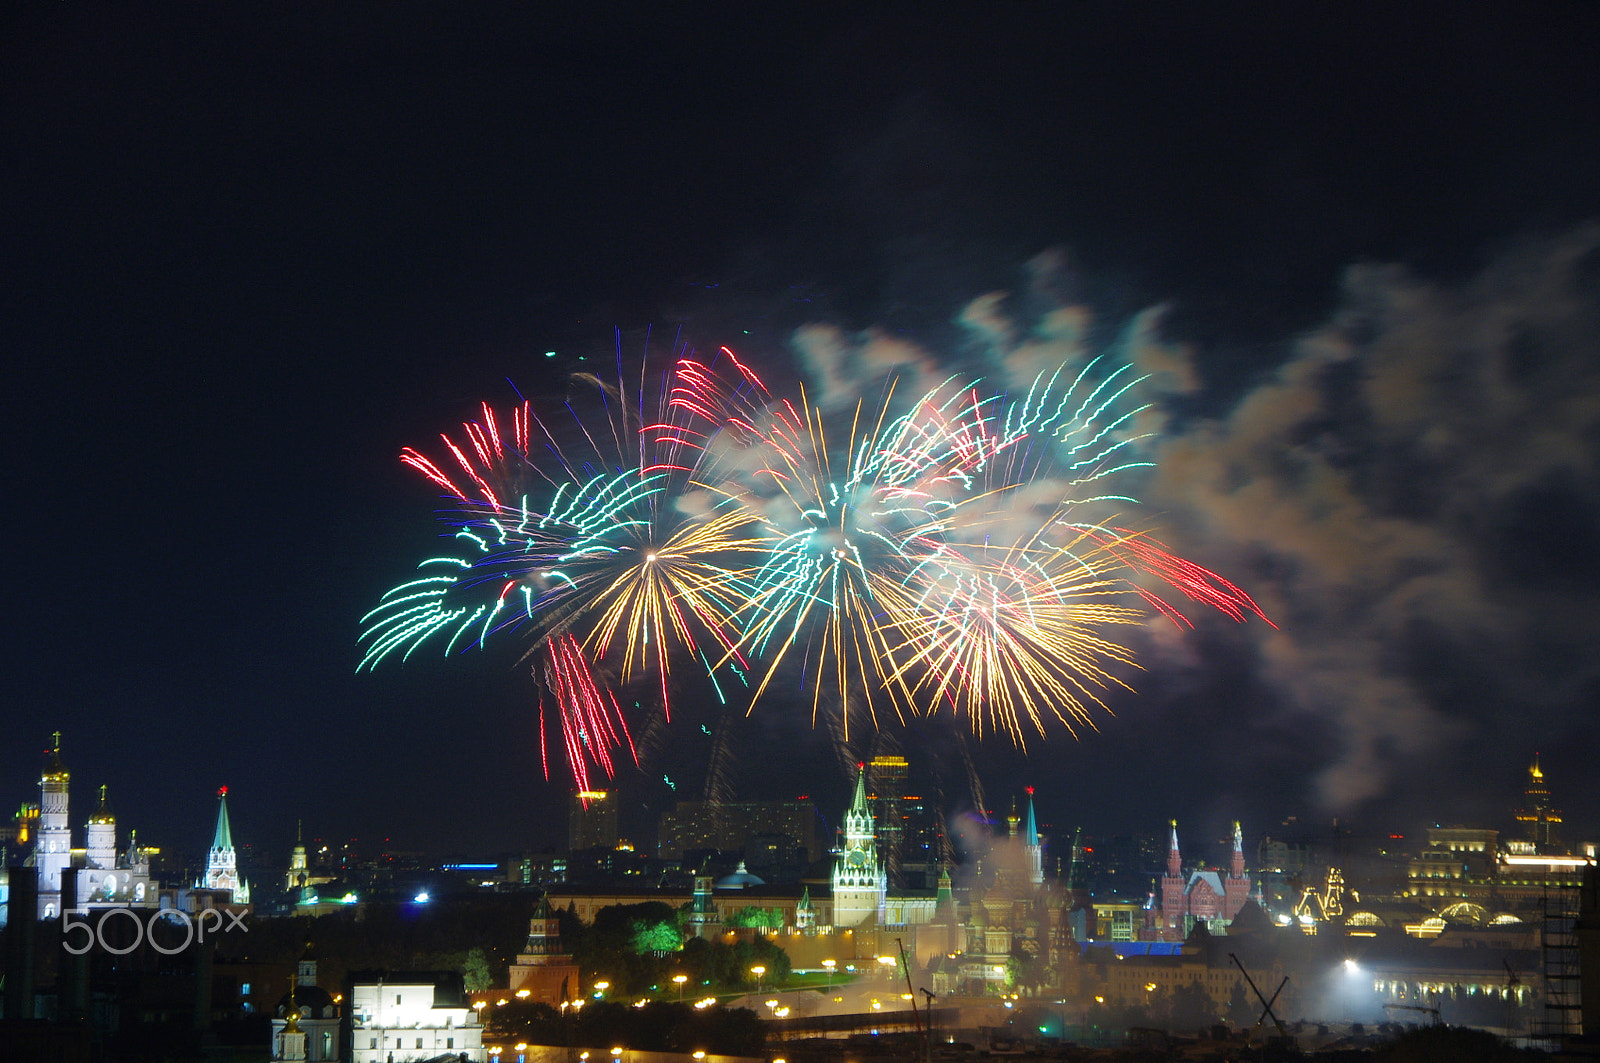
left=6, top=6, right=1599, bottom=855
left=4, top=735, right=1581, bottom=877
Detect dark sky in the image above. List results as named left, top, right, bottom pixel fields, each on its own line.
left=5, top=4, right=1598, bottom=868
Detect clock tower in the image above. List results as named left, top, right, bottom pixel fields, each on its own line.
left=831, top=764, right=886, bottom=927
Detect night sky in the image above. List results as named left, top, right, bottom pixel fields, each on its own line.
left=6, top=5, right=1599, bottom=868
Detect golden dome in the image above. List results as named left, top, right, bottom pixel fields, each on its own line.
left=88, top=784, right=114, bottom=823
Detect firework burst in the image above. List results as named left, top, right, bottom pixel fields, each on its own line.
left=360, top=367, right=762, bottom=791
left=363, top=340, right=1270, bottom=789
left=666, top=347, right=1270, bottom=743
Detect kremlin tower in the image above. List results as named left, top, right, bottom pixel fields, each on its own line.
left=200, top=787, right=251, bottom=904
left=831, top=764, right=887, bottom=927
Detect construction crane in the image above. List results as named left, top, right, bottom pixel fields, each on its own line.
left=1230, top=953, right=1293, bottom=1045
left=1383, top=1002, right=1441, bottom=1025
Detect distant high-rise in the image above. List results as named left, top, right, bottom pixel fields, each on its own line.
left=655, top=799, right=816, bottom=860
left=568, top=790, right=618, bottom=852
left=868, top=755, right=908, bottom=883
left=1514, top=754, right=1564, bottom=854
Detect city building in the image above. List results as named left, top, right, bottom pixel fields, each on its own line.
left=832, top=765, right=888, bottom=928
left=270, top=946, right=341, bottom=1062
left=868, top=754, right=908, bottom=883
left=1514, top=755, right=1563, bottom=854
left=24, top=735, right=159, bottom=918
left=1405, top=827, right=1499, bottom=907
left=284, top=820, right=333, bottom=899
left=656, top=798, right=818, bottom=862
left=1146, top=821, right=1254, bottom=940
left=347, top=971, right=487, bottom=1063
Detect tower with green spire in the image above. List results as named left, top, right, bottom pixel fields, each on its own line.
left=201, top=787, right=251, bottom=904
left=1023, top=788, right=1043, bottom=887
left=831, top=763, right=886, bottom=927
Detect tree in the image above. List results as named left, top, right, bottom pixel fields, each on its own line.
left=725, top=907, right=782, bottom=929
left=462, top=946, right=493, bottom=992
left=631, top=918, right=684, bottom=956
left=1225, top=980, right=1256, bottom=1028
left=1162, top=982, right=1219, bottom=1034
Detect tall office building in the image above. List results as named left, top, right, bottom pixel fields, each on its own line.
left=868, top=755, right=908, bottom=884
left=568, top=790, right=618, bottom=852
left=656, top=799, right=817, bottom=860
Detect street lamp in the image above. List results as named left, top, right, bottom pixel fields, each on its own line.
left=593, top=981, right=610, bottom=999
left=822, top=959, right=836, bottom=993
left=751, top=965, right=766, bottom=994
left=673, top=974, right=688, bottom=1002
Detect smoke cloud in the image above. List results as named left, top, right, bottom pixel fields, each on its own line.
left=1143, top=225, right=1600, bottom=812
left=787, top=225, right=1600, bottom=821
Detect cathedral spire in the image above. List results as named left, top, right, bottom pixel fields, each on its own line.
left=1167, top=820, right=1181, bottom=878
left=1231, top=821, right=1246, bottom=879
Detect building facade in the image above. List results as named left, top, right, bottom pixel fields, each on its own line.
left=569, top=790, right=618, bottom=852
left=348, top=972, right=486, bottom=1063
left=1147, top=821, right=1254, bottom=940
left=28, top=735, right=159, bottom=918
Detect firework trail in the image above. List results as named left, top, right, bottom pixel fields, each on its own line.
left=360, top=357, right=762, bottom=791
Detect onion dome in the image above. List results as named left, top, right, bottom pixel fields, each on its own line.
left=276, top=983, right=338, bottom=1020
left=40, top=732, right=69, bottom=785
left=88, top=784, right=115, bottom=824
